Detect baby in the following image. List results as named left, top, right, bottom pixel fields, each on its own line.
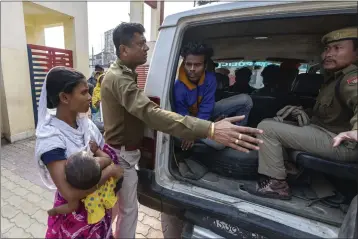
left=47, top=141, right=123, bottom=224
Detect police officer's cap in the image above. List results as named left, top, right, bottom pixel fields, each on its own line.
left=322, top=27, right=358, bottom=45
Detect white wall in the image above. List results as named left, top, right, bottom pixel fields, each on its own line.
left=1, top=1, right=35, bottom=141
left=1, top=1, right=90, bottom=142
left=34, top=2, right=90, bottom=77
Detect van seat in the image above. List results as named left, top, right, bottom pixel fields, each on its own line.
left=188, top=142, right=259, bottom=179
left=289, top=151, right=358, bottom=180
left=291, top=73, right=324, bottom=97
left=248, top=95, right=287, bottom=127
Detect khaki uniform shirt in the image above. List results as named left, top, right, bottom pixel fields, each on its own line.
left=101, top=59, right=212, bottom=147
left=311, top=64, right=358, bottom=134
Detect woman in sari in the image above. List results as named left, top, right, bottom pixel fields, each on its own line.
left=35, top=66, right=121, bottom=238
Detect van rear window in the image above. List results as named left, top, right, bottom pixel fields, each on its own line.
left=216, top=60, right=308, bottom=89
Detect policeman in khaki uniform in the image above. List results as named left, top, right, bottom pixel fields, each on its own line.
left=254, top=27, right=358, bottom=200
left=101, top=23, right=263, bottom=238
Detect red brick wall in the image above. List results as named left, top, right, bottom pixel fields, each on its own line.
left=137, top=65, right=149, bottom=89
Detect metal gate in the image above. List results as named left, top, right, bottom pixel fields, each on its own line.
left=27, top=44, right=73, bottom=125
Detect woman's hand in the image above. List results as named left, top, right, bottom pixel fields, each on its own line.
left=109, top=164, right=124, bottom=179
left=211, top=116, right=263, bottom=153
left=47, top=160, right=118, bottom=202
left=89, top=140, right=99, bottom=154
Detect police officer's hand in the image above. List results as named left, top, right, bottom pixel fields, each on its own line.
left=333, top=130, right=358, bottom=147
left=211, top=116, right=263, bottom=153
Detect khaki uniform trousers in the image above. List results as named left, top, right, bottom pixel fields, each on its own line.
left=111, top=146, right=141, bottom=239
left=257, top=119, right=358, bottom=180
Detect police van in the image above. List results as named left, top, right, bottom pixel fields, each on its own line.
left=137, top=2, right=358, bottom=238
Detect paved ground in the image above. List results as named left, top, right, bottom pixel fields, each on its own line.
left=1, top=138, right=182, bottom=238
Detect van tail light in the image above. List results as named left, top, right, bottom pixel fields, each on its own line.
left=140, top=96, right=160, bottom=170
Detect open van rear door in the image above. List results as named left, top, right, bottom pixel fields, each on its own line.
left=338, top=194, right=358, bottom=238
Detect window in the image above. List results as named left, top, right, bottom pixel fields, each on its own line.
left=216, top=60, right=308, bottom=89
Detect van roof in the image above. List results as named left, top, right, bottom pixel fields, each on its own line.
left=162, top=1, right=297, bottom=28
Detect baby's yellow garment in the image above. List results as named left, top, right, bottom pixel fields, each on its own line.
left=82, top=177, right=117, bottom=224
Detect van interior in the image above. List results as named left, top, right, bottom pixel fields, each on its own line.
left=164, top=13, right=358, bottom=227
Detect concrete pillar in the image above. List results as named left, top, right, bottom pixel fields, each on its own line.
left=64, top=18, right=75, bottom=51
left=64, top=11, right=89, bottom=78
left=24, top=14, right=46, bottom=46
left=33, top=25, right=46, bottom=45
left=72, top=7, right=89, bottom=78
left=150, top=1, right=161, bottom=41
left=0, top=63, right=10, bottom=138
left=63, top=17, right=78, bottom=71
left=24, top=24, right=45, bottom=45
left=0, top=2, right=35, bottom=142
left=25, top=26, right=36, bottom=44
left=24, top=15, right=36, bottom=44
left=130, top=1, right=144, bottom=25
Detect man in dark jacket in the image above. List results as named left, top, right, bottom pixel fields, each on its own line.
left=88, top=64, right=104, bottom=86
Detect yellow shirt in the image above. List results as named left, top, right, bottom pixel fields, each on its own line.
left=82, top=176, right=117, bottom=224
left=92, top=75, right=103, bottom=109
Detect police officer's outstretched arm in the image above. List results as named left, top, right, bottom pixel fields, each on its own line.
left=115, top=75, right=263, bottom=153
left=333, top=74, right=358, bottom=147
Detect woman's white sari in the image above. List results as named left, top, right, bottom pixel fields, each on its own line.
left=34, top=67, right=104, bottom=190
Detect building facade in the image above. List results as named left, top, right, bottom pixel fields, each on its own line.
left=1, top=1, right=89, bottom=142
left=104, top=28, right=115, bottom=55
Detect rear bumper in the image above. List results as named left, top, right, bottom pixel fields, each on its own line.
left=137, top=169, right=319, bottom=239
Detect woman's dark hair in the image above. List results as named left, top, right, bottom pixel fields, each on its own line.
left=46, top=67, right=86, bottom=109
left=65, top=151, right=101, bottom=190
left=180, top=42, right=214, bottom=64
left=112, top=22, right=145, bottom=58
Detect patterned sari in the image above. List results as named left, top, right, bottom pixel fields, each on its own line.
left=45, top=145, right=118, bottom=239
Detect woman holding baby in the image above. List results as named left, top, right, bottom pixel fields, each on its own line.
left=35, top=66, right=262, bottom=239
left=35, top=67, right=122, bottom=238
